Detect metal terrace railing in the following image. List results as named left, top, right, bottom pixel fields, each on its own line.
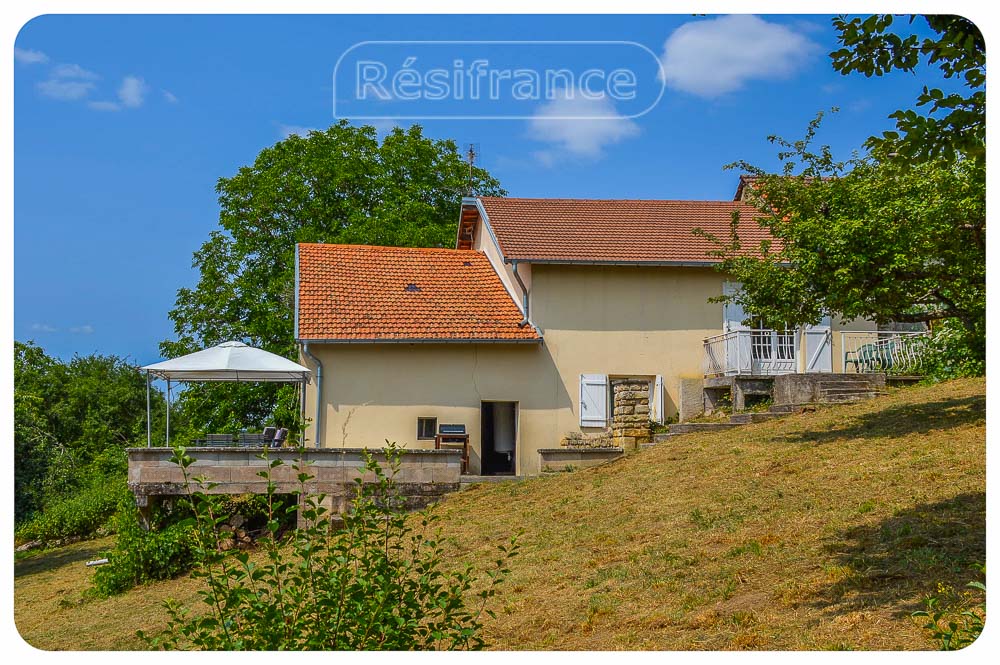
left=841, top=330, right=931, bottom=375
left=703, top=329, right=797, bottom=377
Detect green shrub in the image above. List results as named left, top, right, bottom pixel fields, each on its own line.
left=912, top=567, right=986, bottom=650
left=920, top=319, right=985, bottom=380
left=143, top=443, right=519, bottom=650
left=91, top=497, right=196, bottom=596
left=15, top=475, right=128, bottom=545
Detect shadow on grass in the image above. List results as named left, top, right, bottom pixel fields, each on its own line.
left=15, top=540, right=109, bottom=579
left=809, top=492, right=985, bottom=616
left=776, top=395, right=985, bottom=445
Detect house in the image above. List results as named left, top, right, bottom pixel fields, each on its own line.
left=294, top=183, right=883, bottom=476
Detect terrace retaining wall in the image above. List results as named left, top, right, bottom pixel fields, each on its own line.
left=127, top=447, right=463, bottom=527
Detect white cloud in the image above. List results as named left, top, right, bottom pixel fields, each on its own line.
left=51, top=63, right=99, bottom=80
left=163, top=90, right=178, bottom=104
left=37, top=78, right=95, bottom=101
left=30, top=323, right=57, bottom=333
left=659, top=15, right=819, bottom=98
left=118, top=75, right=148, bottom=108
left=527, top=88, right=639, bottom=163
left=14, top=47, right=49, bottom=64
left=69, top=325, right=95, bottom=334
left=88, top=100, right=121, bottom=112
left=278, top=124, right=318, bottom=139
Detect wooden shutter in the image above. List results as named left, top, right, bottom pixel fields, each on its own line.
left=580, top=374, right=608, bottom=427
left=650, top=375, right=664, bottom=424
left=804, top=316, right=833, bottom=373
left=722, top=281, right=749, bottom=332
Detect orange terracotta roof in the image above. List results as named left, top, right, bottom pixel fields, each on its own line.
left=477, top=197, right=773, bottom=263
left=296, top=243, right=541, bottom=342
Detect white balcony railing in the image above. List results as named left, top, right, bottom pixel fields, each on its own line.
left=841, top=330, right=930, bottom=375
left=703, top=329, right=798, bottom=377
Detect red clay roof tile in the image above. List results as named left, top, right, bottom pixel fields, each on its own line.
left=297, top=243, right=540, bottom=342
left=477, top=197, right=773, bottom=263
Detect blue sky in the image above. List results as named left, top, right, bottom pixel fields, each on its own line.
left=14, top=14, right=953, bottom=364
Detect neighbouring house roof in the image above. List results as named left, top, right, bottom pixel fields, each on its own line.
left=733, top=175, right=758, bottom=201
left=474, top=197, right=773, bottom=264
left=296, top=243, right=541, bottom=343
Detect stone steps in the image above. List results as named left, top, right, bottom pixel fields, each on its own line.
left=667, top=422, right=740, bottom=435
left=768, top=403, right=817, bottom=414
left=821, top=392, right=883, bottom=403
left=818, top=380, right=877, bottom=389
left=729, top=412, right=786, bottom=425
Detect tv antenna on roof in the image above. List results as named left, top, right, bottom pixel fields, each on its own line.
left=465, top=143, right=480, bottom=196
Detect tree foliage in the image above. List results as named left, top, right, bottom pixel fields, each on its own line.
left=14, top=341, right=170, bottom=524
left=831, top=14, right=984, bottom=164
left=163, top=122, right=504, bottom=433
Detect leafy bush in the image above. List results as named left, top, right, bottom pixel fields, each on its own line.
left=143, top=443, right=519, bottom=650
left=91, top=497, right=196, bottom=597
left=913, top=570, right=986, bottom=650
left=920, top=319, right=986, bottom=380
left=15, top=475, right=128, bottom=545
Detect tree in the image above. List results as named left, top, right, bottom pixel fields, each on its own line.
left=163, top=122, right=504, bottom=433
left=709, top=114, right=984, bottom=361
left=831, top=14, right=984, bottom=164
left=14, top=341, right=170, bottom=523
left=703, top=14, right=986, bottom=368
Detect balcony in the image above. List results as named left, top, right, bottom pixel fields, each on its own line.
left=703, top=329, right=797, bottom=377
left=703, top=328, right=931, bottom=378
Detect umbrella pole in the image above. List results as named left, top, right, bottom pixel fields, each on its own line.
left=166, top=379, right=171, bottom=446
left=300, top=379, right=306, bottom=442
left=146, top=370, right=151, bottom=448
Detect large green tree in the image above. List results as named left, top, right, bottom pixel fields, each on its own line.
left=163, top=122, right=504, bottom=432
left=14, top=341, right=168, bottom=523
left=705, top=15, right=985, bottom=367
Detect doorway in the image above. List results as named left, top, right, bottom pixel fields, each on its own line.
left=481, top=401, right=517, bottom=476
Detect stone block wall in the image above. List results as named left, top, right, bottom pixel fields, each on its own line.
left=559, top=431, right=616, bottom=448
left=611, top=378, right=652, bottom=448
left=127, top=447, right=463, bottom=529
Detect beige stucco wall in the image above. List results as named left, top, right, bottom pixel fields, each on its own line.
left=301, top=342, right=565, bottom=476
left=529, top=264, right=725, bottom=424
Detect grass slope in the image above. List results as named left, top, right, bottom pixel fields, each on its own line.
left=14, top=379, right=985, bottom=650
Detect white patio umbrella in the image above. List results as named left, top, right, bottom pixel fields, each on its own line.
left=140, top=341, right=312, bottom=447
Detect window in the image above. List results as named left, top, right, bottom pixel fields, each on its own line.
left=417, top=417, right=437, bottom=440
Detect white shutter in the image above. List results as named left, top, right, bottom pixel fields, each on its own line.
left=723, top=281, right=752, bottom=374
left=804, top=316, right=833, bottom=373
left=579, top=374, right=608, bottom=427
left=723, top=281, right=749, bottom=332
left=650, top=375, right=664, bottom=424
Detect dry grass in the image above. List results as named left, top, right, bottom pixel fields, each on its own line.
left=14, top=378, right=985, bottom=650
